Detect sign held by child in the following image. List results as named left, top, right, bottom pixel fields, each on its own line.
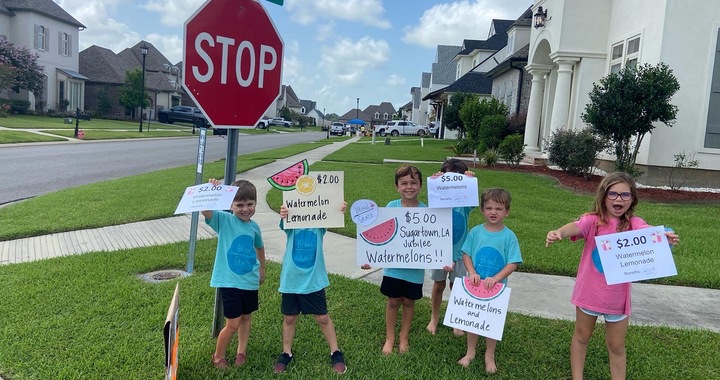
left=443, top=277, right=511, bottom=341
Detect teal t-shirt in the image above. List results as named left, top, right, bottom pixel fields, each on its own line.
left=383, top=199, right=427, bottom=284
left=205, top=210, right=264, bottom=290
left=461, top=224, right=522, bottom=284
left=451, top=206, right=474, bottom=261
left=278, top=221, right=329, bottom=294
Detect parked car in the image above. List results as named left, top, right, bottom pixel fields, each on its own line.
left=375, top=120, right=429, bottom=137
left=269, top=117, right=292, bottom=127
left=330, top=122, right=345, bottom=136
left=428, top=122, right=438, bottom=135
left=256, top=117, right=271, bottom=129
left=157, top=105, right=207, bottom=125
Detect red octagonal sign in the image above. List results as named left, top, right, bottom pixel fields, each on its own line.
left=183, top=0, right=283, bottom=128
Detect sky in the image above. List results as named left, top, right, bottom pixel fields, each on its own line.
left=57, top=0, right=532, bottom=116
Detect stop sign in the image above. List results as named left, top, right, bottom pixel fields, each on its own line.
left=183, top=0, right=283, bottom=128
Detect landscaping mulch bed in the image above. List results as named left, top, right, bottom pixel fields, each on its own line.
left=484, top=164, right=720, bottom=203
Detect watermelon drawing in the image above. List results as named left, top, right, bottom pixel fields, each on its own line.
left=360, top=217, right=398, bottom=246
left=462, top=277, right=506, bottom=301
left=267, top=159, right=309, bottom=191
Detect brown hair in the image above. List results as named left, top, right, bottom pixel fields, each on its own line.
left=232, top=180, right=257, bottom=202
left=394, top=165, right=423, bottom=185
left=589, top=172, right=638, bottom=231
left=441, top=158, right=469, bottom=174
left=481, top=188, right=511, bottom=210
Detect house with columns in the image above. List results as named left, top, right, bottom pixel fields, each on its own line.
left=524, top=0, right=720, bottom=186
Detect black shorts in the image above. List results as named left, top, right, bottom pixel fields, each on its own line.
left=380, top=276, right=423, bottom=300
left=281, top=289, right=328, bottom=315
left=219, top=288, right=259, bottom=319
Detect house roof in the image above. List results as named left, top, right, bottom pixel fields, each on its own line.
left=485, top=44, right=530, bottom=77
left=1, top=0, right=85, bottom=28
left=456, top=39, right=485, bottom=56
left=299, top=99, right=316, bottom=114
left=422, top=71, right=492, bottom=101
left=57, top=68, right=88, bottom=80
left=364, top=102, right=396, bottom=118
left=401, top=100, right=412, bottom=111
left=280, top=85, right=302, bottom=108
left=512, top=7, right=533, bottom=27
left=79, top=45, right=127, bottom=84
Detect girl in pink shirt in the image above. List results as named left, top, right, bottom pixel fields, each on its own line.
left=545, top=172, right=679, bottom=380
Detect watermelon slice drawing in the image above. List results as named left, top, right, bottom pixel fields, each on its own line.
left=462, top=277, right=506, bottom=301
left=360, top=217, right=398, bottom=246
left=267, top=159, right=310, bottom=191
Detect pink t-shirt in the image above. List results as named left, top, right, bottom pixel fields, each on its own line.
left=570, top=214, right=649, bottom=315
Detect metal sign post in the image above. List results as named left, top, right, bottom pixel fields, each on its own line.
left=186, top=121, right=209, bottom=274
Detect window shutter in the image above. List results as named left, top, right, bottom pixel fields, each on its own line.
left=704, top=28, right=720, bottom=148
left=69, top=35, right=73, bottom=57
left=34, top=25, right=39, bottom=49
left=58, top=32, right=62, bottom=54
left=45, top=28, right=49, bottom=51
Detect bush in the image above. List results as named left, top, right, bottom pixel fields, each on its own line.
left=506, top=112, right=527, bottom=135
left=10, top=99, right=30, bottom=114
left=479, top=114, right=507, bottom=150
left=483, top=148, right=500, bottom=167
left=452, top=138, right=479, bottom=155
left=547, top=129, right=606, bottom=178
left=668, top=151, right=699, bottom=191
left=499, top=134, right=526, bottom=167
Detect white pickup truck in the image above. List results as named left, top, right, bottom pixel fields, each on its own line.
left=375, top=120, right=429, bottom=137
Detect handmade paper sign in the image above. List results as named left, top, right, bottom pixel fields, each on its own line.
left=164, top=284, right=180, bottom=380
left=443, top=277, right=511, bottom=341
left=282, top=171, right=345, bottom=229
left=174, top=183, right=238, bottom=214
left=427, top=173, right=479, bottom=208
left=356, top=207, right=452, bottom=269
left=594, top=225, right=677, bottom=285
left=350, top=199, right=379, bottom=227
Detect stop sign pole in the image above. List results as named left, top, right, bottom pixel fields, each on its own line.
left=183, top=0, right=283, bottom=338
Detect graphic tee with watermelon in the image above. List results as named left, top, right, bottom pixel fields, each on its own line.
left=206, top=211, right=264, bottom=290
left=461, top=225, right=522, bottom=284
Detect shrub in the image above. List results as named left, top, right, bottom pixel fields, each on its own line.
left=547, top=128, right=606, bottom=178
left=668, top=151, right=699, bottom=191
left=499, top=134, right=526, bottom=167
left=452, top=138, right=479, bottom=155
left=506, top=112, right=527, bottom=135
left=479, top=114, right=507, bottom=150
left=10, top=99, right=30, bottom=114
left=483, top=148, right=500, bottom=167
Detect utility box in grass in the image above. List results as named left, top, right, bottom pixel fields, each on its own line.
left=64, top=117, right=73, bottom=124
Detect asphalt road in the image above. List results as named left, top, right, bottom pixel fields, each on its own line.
left=0, top=132, right=325, bottom=205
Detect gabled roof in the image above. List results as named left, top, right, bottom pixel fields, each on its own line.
left=488, top=19, right=514, bottom=38
left=512, top=7, right=533, bottom=27
left=486, top=44, right=530, bottom=77
left=422, top=71, right=492, bottom=101
left=1, top=0, right=85, bottom=28
left=456, top=39, right=485, bottom=56
left=79, top=45, right=127, bottom=84
left=339, top=109, right=363, bottom=120
left=299, top=99, right=316, bottom=114
left=401, top=101, right=412, bottom=111
left=364, top=102, right=396, bottom=118
left=280, top=85, right=302, bottom=108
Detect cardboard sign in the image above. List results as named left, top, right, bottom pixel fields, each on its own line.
left=443, top=277, right=511, bottom=341
left=164, top=284, right=180, bottom=380
left=282, top=171, right=345, bottom=229
left=427, top=173, right=479, bottom=208
left=595, top=225, right=677, bottom=285
left=356, top=207, right=452, bottom=269
left=174, top=184, right=238, bottom=214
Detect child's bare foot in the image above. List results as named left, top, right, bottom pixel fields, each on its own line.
left=426, top=319, right=438, bottom=335
left=399, top=341, right=410, bottom=353
left=453, top=328, right=465, bottom=336
left=484, top=354, right=497, bottom=373
left=457, top=354, right=474, bottom=368
left=382, top=340, right=394, bottom=355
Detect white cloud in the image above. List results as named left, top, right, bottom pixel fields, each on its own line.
left=316, top=21, right=336, bottom=41
left=402, top=0, right=521, bottom=48
left=319, top=37, right=390, bottom=86
left=142, top=0, right=204, bottom=27
left=387, top=74, right=406, bottom=86
left=56, top=0, right=140, bottom=52
left=146, top=33, right=183, bottom=63
left=286, top=0, right=390, bottom=29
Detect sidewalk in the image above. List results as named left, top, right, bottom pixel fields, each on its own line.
left=1, top=137, right=718, bottom=333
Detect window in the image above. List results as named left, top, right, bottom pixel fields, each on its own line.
left=456, top=64, right=461, bottom=80
left=69, top=81, right=82, bottom=110
left=383, top=112, right=388, bottom=120
left=34, top=25, right=49, bottom=51
left=609, top=35, right=641, bottom=74
left=59, top=32, right=71, bottom=56
left=374, top=112, right=379, bottom=119
left=507, top=34, right=515, bottom=56
left=58, top=81, right=65, bottom=106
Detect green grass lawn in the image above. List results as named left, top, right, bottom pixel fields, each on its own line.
left=0, top=130, right=66, bottom=144
left=0, top=114, right=142, bottom=129
left=45, top=128, right=196, bottom=139
left=0, top=241, right=717, bottom=379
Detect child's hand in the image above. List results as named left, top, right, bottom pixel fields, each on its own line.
left=360, top=264, right=372, bottom=270
left=442, top=262, right=454, bottom=272
left=546, top=230, right=562, bottom=247
left=431, top=171, right=443, bottom=179
left=259, top=269, right=266, bottom=284
left=665, top=231, right=680, bottom=247
left=483, top=276, right=498, bottom=290
left=280, top=205, right=288, bottom=219
left=341, top=201, right=347, bottom=213
left=208, top=178, right=222, bottom=186
left=464, top=170, right=474, bottom=177
left=468, top=273, right=481, bottom=286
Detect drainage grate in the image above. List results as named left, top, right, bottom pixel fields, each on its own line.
left=152, top=271, right=182, bottom=281
left=137, top=269, right=189, bottom=283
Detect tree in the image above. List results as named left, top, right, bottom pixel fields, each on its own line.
left=459, top=97, right=508, bottom=151
left=582, top=63, right=680, bottom=176
left=0, top=36, right=45, bottom=99
left=442, top=92, right=475, bottom=138
left=96, top=88, right=113, bottom=117
left=0, top=62, right=17, bottom=95
left=279, top=106, right=292, bottom=121
left=118, top=69, right=148, bottom=118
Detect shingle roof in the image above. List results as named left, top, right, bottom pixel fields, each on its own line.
left=456, top=39, right=485, bottom=56
left=512, top=7, right=533, bottom=27
left=79, top=45, right=127, bottom=84
left=1, top=0, right=85, bottom=28
left=299, top=99, right=316, bottom=114
left=486, top=44, right=530, bottom=77
left=422, top=71, right=492, bottom=101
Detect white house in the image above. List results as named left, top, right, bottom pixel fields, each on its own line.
left=0, top=0, right=86, bottom=112
left=525, top=0, right=720, bottom=186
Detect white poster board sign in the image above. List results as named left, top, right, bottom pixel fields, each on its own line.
left=443, top=277, right=511, bottom=341
left=594, top=225, right=677, bottom=285
left=356, top=207, right=452, bottom=269
left=174, top=184, right=238, bottom=214
left=283, top=171, right=345, bottom=229
left=427, top=173, right=479, bottom=208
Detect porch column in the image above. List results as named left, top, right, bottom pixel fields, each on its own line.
left=549, top=59, right=579, bottom=134
left=523, top=66, right=551, bottom=152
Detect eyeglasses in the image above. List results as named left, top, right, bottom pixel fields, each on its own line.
left=606, top=191, right=632, bottom=201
